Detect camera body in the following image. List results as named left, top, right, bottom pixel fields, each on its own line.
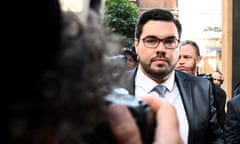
left=104, top=88, right=155, bottom=144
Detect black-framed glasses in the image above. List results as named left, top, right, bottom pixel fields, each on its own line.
left=141, top=36, right=180, bottom=49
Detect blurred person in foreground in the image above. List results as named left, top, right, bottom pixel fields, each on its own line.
left=122, top=8, right=224, bottom=144
left=4, top=0, right=182, bottom=144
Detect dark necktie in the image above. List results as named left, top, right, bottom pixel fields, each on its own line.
left=153, top=85, right=166, bottom=97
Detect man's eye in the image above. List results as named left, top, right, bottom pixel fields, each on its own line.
left=183, top=56, right=192, bottom=59
left=164, top=38, right=175, bottom=44
left=145, top=38, right=158, bottom=44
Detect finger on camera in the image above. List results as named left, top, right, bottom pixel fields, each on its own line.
left=140, top=95, right=168, bottom=112
left=140, top=96, right=183, bottom=144
left=140, top=95, right=178, bottom=125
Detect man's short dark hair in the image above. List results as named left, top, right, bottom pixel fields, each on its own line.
left=135, top=8, right=182, bottom=40
left=181, top=40, right=201, bottom=57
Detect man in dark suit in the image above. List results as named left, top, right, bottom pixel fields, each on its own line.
left=122, top=8, right=224, bottom=144
left=175, top=40, right=227, bottom=130
left=210, top=71, right=227, bottom=128
left=213, top=84, right=227, bottom=129
left=224, top=93, right=240, bottom=144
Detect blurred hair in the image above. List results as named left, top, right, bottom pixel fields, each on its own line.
left=56, top=10, right=125, bottom=144
left=90, top=0, right=103, bottom=13
left=6, top=0, right=62, bottom=143
left=6, top=1, right=125, bottom=143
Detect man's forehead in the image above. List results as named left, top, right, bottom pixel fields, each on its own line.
left=180, top=46, right=197, bottom=55
left=141, top=20, right=178, bottom=39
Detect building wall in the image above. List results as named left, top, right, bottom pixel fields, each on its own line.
left=232, top=0, right=240, bottom=97
left=222, top=0, right=232, bottom=100
left=136, top=0, right=178, bottom=15
left=137, top=0, right=177, bottom=9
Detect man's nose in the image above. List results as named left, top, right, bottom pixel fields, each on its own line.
left=156, top=41, right=166, bottom=51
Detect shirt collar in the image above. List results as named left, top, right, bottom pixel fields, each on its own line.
left=135, top=65, right=175, bottom=93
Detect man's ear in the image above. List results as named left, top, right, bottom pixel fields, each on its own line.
left=220, top=74, right=224, bottom=84
left=196, top=56, right=202, bottom=65
left=178, top=41, right=183, bottom=48
left=134, top=38, right=139, bottom=54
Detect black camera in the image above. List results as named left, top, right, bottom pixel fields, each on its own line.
left=104, top=88, right=155, bottom=144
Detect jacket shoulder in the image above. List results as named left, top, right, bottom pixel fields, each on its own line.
left=229, top=94, right=240, bottom=106
left=175, top=70, right=210, bottom=83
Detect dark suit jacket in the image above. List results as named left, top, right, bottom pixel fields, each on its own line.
left=213, top=85, right=227, bottom=129
left=123, top=68, right=224, bottom=144
left=224, top=94, right=240, bottom=144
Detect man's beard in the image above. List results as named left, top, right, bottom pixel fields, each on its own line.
left=140, top=60, right=176, bottom=80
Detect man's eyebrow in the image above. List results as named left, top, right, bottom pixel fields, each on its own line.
left=165, top=36, right=177, bottom=39
left=143, top=35, right=177, bottom=39
left=142, top=35, right=158, bottom=39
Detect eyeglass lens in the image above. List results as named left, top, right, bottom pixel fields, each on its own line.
left=142, top=36, right=179, bottom=49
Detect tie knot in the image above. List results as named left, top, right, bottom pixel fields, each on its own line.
left=153, top=85, right=166, bottom=97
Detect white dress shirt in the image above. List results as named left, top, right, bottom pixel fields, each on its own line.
left=135, top=66, right=189, bottom=144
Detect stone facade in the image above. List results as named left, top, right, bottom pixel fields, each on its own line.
left=135, top=0, right=178, bottom=16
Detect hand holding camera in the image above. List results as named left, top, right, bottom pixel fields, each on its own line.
left=105, top=88, right=155, bottom=144
left=106, top=88, right=183, bottom=144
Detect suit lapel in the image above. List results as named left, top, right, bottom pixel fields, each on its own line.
left=175, top=71, right=193, bottom=124
left=123, top=67, right=137, bottom=95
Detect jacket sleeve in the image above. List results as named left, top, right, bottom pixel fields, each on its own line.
left=206, top=81, right=225, bottom=144
left=224, top=95, right=240, bottom=144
